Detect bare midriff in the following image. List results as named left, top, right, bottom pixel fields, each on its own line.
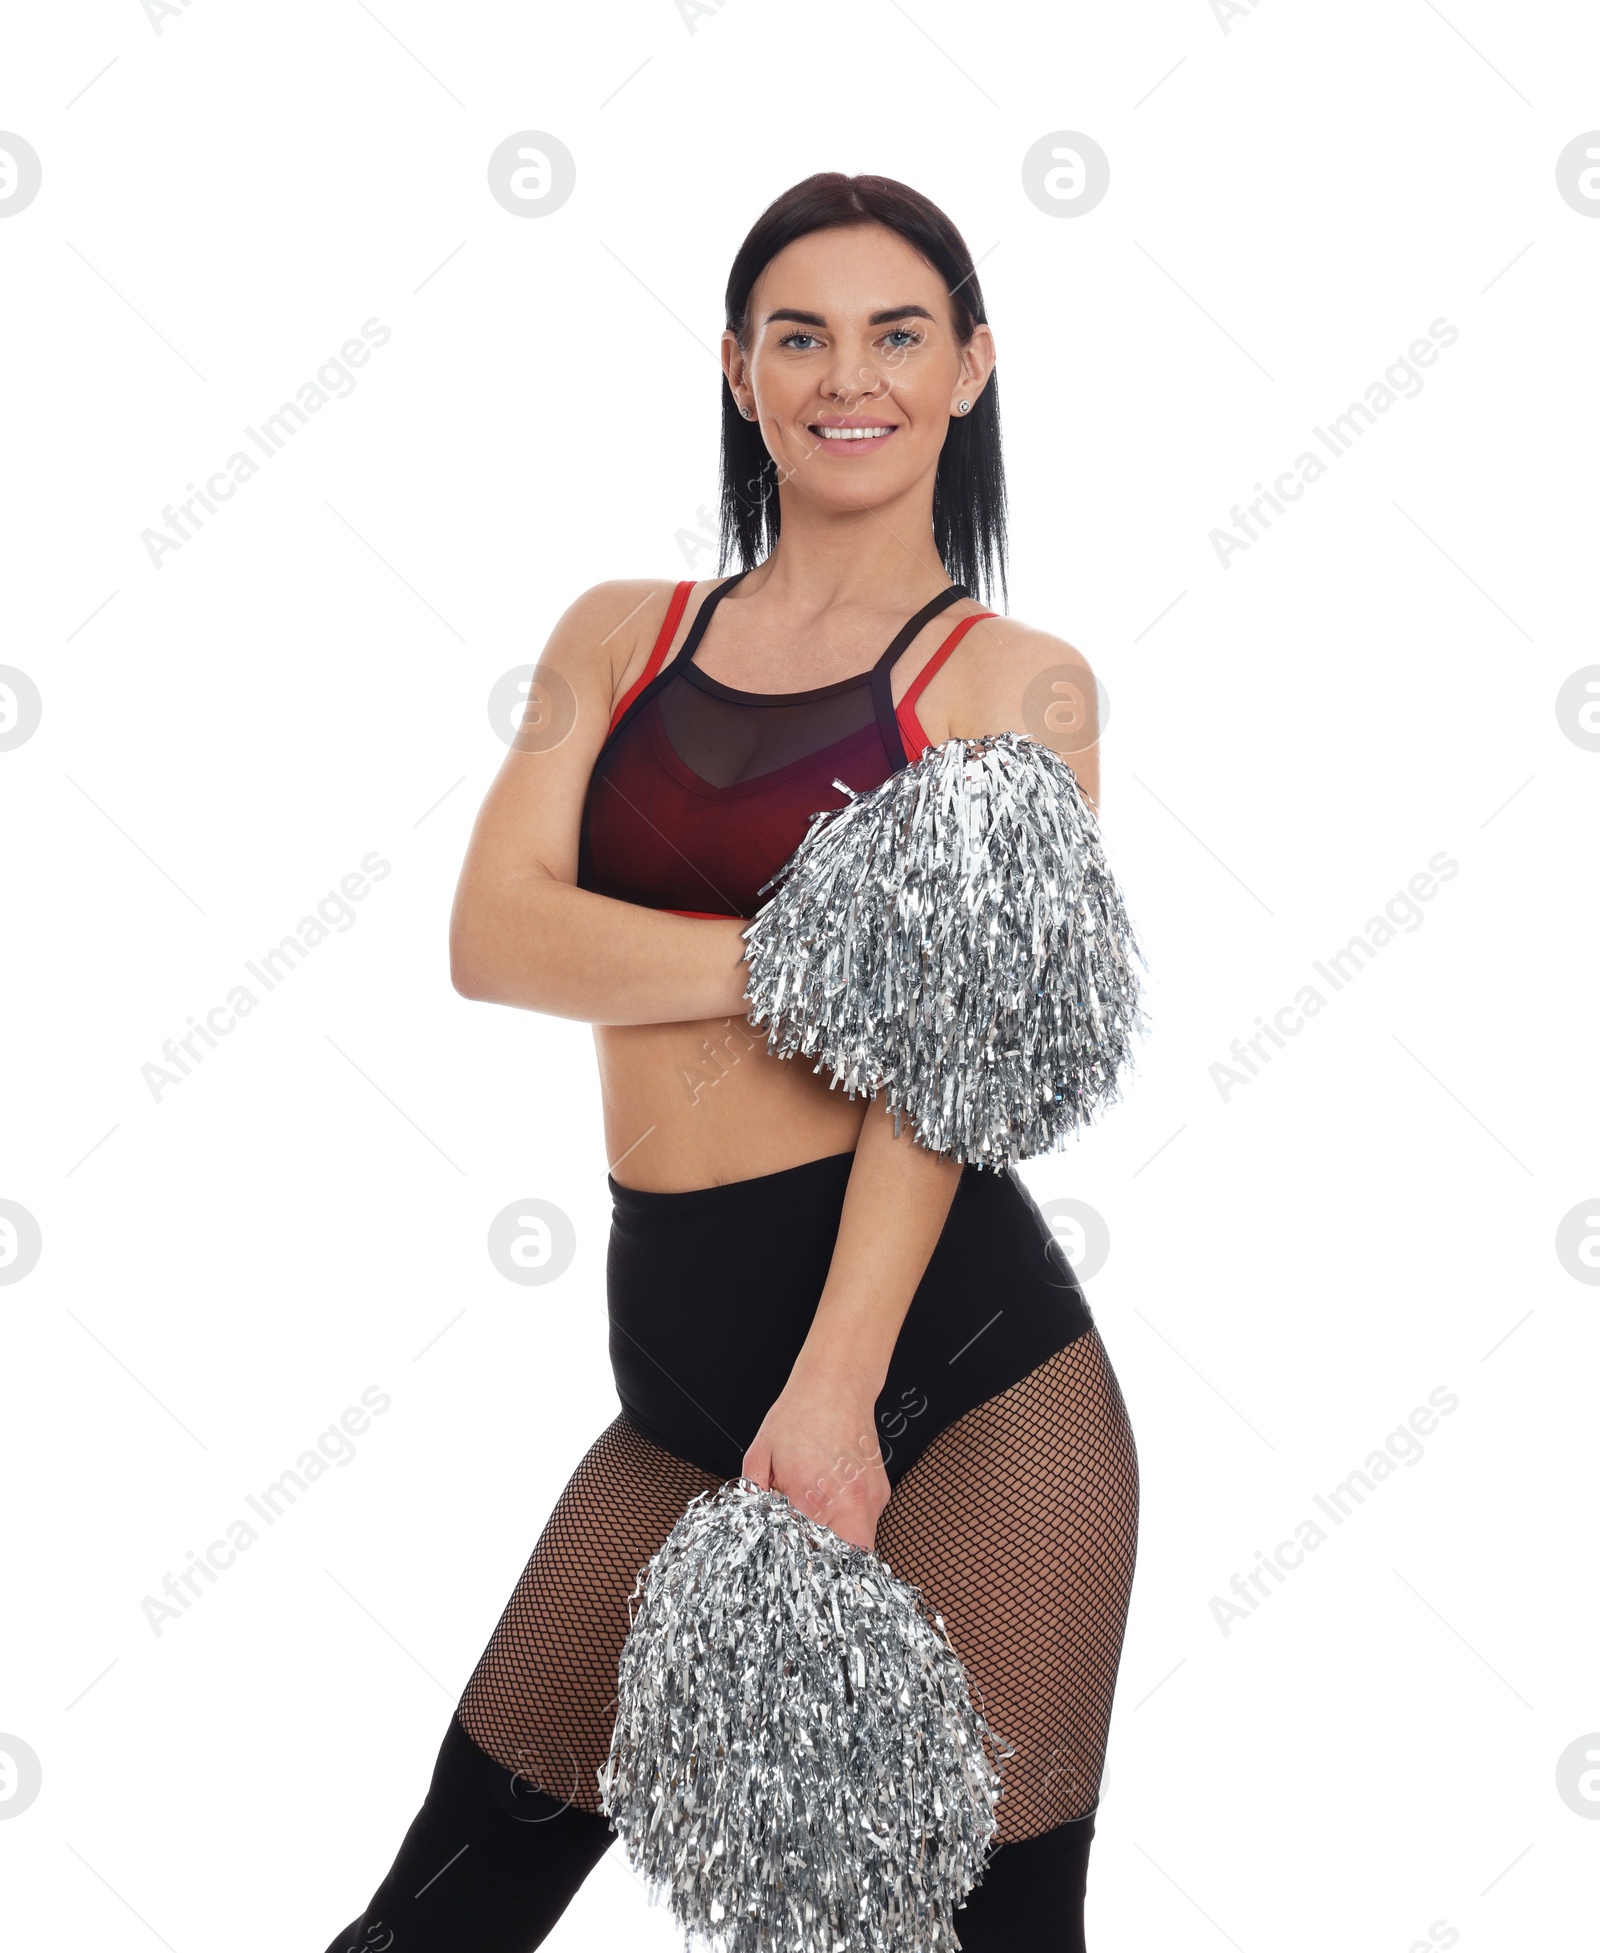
left=593, top=1016, right=868, bottom=1192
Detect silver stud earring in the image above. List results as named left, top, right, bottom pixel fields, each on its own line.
left=957, top=399, right=971, bottom=414
left=740, top=404, right=754, bottom=419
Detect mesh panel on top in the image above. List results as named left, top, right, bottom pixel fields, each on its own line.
left=654, top=669, right=882, bottom=791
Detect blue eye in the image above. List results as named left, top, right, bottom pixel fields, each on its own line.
left=779, top=331, right=820, bottom=350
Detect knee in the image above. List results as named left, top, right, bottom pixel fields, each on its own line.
left=951, top=1811, right=1097, bottom=1952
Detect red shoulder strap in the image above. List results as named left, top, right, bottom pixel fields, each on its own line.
left=895, top=609, right=997, bottom=760
left=608, top=581, right=694, bottom=736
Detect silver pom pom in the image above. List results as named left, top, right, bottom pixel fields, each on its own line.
left=599, top=1478, right=1012, bottom=1953
left=740, top=731, right=1151, bottom=1168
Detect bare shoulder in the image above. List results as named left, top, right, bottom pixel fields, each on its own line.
left=543, top=577, right=681, bottom=678
left=912, top=610, right=1101, bottom=805
left=531, top=578, right=697, bottom=744
left=943, top=612, right=1098, bottom=747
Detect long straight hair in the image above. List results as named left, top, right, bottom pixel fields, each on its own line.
left=719, top=173, right=1008, bottom=610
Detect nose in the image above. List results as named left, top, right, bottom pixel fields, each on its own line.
left=820, top=349, right=890, bottom=408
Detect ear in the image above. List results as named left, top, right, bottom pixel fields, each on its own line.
left=950, top=322, right=997, bottom=416
left=721, top=327, right=754, bottom=420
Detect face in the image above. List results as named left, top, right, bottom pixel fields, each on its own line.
left=721, top=222, right=995, bottom=517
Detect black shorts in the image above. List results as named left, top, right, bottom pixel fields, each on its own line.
left=605, top=1147, right=1095, bottom=1487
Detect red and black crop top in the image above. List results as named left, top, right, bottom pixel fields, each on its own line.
left=576, top=569, right=996, bottom=919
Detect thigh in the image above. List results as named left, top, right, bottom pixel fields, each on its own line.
left=456, top=1412, right=727, bottom=1812
left=874, top=1326, right=1140, bottom=1843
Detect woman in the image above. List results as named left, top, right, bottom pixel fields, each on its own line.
left=325, top=172, right=1139, bottom=1953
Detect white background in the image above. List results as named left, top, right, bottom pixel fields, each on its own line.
left=2, top=1, right=1597, bottom=1948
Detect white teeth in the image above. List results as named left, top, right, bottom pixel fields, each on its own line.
left=816, top=425, right=892, bottom=440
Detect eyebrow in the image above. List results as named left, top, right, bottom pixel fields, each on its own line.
left=762, top=304, right=937, bottom=329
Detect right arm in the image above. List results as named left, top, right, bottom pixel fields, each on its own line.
left=448, top=579, right=751, bottom=1027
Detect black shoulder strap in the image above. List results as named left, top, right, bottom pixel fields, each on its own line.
left=673, top=567, right=753, bottom=669
left=594, top=568, right=753, bottom=758
left=868, top=583, right=969, bottom=772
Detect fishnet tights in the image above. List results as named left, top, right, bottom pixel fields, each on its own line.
left=456, top=1327, right=1138, bottom=1846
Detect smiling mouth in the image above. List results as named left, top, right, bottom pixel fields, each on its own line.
left=809, top=423, right=898, bottom=442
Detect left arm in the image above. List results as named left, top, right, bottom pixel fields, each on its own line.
left=743, top=612, right=1101, bottom=1549
left=740, top=1099, right=961, bottom=1549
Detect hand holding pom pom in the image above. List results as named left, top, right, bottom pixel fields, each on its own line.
left=739, top=1360, right=890, bottom=1554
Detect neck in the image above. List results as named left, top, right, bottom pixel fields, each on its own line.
left=738, top=479, right=952, bottom=612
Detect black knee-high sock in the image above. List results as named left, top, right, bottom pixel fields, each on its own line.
left=323, top=1713, right=616, bottom=1953
left=950, top=1812, right=1097, bottom=1953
